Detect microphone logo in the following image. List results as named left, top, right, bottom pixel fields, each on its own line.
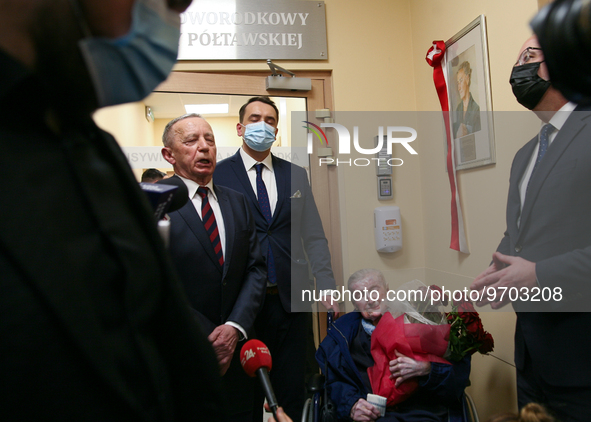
left=240, top=339, right=272, bottom=377
left=242, top=348, right=255, bottom=364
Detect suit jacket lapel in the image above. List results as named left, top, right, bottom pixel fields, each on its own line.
left=216, top=185, right=234, bottom=278
left=228, top=151, right=288, bottom=226
left=177, top=200, right=223, bottom=272
left=271, top=155, right=290, bottom=224
left=519, top=110, right=589, bottom=234
left=228, top=151, right=259, bottom=209
left=507, top=138, right=536, bottom=240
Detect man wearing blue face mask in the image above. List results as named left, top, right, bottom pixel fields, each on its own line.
left=214, top=96, right=340, bottom=422
left=0, top=0, right=224, bottom=420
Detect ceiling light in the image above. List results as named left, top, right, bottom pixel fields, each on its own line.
left=184, top=104, right=229, bottom=114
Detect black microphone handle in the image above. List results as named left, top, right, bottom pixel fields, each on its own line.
left=256, top=367, right=279, bottom=421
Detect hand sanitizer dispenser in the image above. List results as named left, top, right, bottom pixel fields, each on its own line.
left=374, top=206, right=402, bottom=253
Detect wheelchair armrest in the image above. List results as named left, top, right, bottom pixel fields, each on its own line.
left=307, top=373, right=325, bottom=393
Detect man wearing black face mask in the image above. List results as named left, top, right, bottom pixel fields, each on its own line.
left=471, top=35, right=591, bottom=421
left=0, top=0, right=224, bottom=420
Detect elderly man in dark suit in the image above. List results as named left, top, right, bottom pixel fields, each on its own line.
left=214, top=96, right=339, bottom=422
left=471, top=35, right=591, bottom=421
left=161, top=113, right=267, bottom=421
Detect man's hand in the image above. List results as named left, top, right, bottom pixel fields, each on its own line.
left=470, top=252, right=537, bottom=309
left=319, top=294, right=340, bottom=316
left=350, top=399, right=381, bottom=422
left=208, top=325, right=239, bottom=376
left=267, top=405, right=292, bottom=422
left=389, top=350, right=431, bottom=387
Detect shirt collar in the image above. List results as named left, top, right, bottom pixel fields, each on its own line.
left=239, top=146, right=274, bottom=173
left=176, top=175, right=217, bottom=201
left=549, top=101, right=576, bottom=131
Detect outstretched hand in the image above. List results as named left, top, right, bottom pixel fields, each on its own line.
left=470, top=252, right=537, bottom=309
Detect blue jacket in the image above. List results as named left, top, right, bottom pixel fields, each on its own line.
left=316, top=312, right=471, bottom=422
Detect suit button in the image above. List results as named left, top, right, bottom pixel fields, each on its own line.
left=515, top=245, right=522, bottom=253
left=223, top=281, right=227, bottom=287
left=267, top=230, right=272, bottom=235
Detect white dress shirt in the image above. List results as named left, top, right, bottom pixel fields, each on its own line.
left=240, top=147, right=278, bottom=214
left=177, top=175, right=226, bottom=255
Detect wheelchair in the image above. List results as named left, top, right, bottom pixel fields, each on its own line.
left=302, top=379, right=479, bottom=422
left=302, top=312, right=480, bottom=422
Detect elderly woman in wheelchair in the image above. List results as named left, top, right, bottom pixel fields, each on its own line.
left=316, top=269, right=471, bottom=422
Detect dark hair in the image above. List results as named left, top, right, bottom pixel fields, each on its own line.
left=141, top=168, right=166, bottom=183
left=162, top=113, right=204, bottom=147
left=238, top=96, right=279, bottom=124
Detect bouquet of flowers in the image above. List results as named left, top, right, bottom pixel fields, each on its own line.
left=445, top=294, right=494, bottom=362
left=367, top=282, right=494, bottom=407
left=367, top=281, right=451, bottom=407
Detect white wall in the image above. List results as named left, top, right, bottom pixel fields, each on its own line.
left=95, top=0, right=546, bottom=418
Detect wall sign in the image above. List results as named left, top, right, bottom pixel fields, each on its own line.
left=122, top=147, right=306, bottom=169
left=178, top=0, right=328, bottom=60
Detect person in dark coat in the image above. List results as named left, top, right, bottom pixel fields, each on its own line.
left=317, top=269, right=470, bottom=422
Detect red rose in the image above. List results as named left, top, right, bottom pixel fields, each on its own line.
left=458, top=305, right=479, bottom=332
left=457, top=300, right=476, bottom=314
left=429, top=285, right=448, bottom=306
left=478, top=332, right=494, bottom=354
left=466, top=319, right=486, bottom=341
left=452, top=290, right=472, bottom=307
left=459, top=311, right=477, bottom=324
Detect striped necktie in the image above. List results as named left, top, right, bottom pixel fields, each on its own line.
left=197, top=187, right=224, bottom=267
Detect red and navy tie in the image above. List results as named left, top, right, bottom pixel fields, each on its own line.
left=255, top=164, right=276, bottom=284
left=197, top=186, right=224, bottom=267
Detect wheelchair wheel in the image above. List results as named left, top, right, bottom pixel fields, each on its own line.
left=301, top=398, right=313, bottom=422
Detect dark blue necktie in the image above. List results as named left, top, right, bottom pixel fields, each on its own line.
left=255, top=164, right=276, bottom=284
left=197, top=187, right=224, bottom=267
left=528, top=123, right=554, bottom=191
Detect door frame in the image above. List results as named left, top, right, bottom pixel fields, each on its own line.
left=155, top=70, right=341, bottom=341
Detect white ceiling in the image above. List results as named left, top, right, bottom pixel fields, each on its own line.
left=143, top=92, right=253, bottom=119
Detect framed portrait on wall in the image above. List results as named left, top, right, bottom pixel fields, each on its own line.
left=445, top=15, right=495, bottom=170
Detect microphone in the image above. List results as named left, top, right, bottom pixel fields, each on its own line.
left=240, top=340, right=279, bottom=421
left=155, top=176, right=189, bottom=213
left=141, top=177, right=189, bottom=247
left=140, top=182, right=179, bottom=221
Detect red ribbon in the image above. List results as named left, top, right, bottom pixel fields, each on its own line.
left=426, top=41, right=461, bottom=252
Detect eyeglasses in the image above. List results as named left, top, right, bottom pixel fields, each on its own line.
left=516, top=47, right=544, bottom=66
